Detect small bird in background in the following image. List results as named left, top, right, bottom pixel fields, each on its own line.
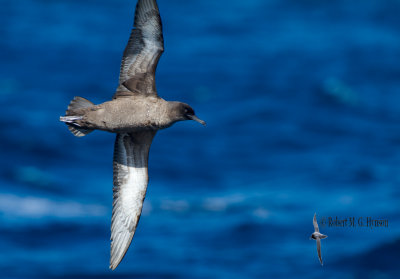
left=310, top=213, right=328, bottom=266
left=60, top=0, right=205, bottom=270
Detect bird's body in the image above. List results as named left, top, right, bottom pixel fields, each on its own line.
left=310, top=213, right=328, bottom=266
left=60, top=0, right=205, bottom=270
left=62, top=96, right=177, bottom=133
left=310, top=231, right=326, bottom=240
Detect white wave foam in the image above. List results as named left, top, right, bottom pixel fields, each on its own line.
left=0, top=194, right=107, bottom=219
left=202, top=194, right=245, bottom=212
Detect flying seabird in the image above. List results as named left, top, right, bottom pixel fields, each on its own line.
left=310, top=213, right=328, bottom=266
left=60, top=0, right=205, bottom=270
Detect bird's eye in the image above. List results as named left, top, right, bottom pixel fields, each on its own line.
left=184, top=107, right=194, bottom=115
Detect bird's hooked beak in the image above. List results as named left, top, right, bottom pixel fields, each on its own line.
left=187, top=115, right=206, bottom=126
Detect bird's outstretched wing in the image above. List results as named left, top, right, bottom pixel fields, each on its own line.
left=114, top=0, right=164, bottom=98
left=110, top=131, right=156, bottom=270
left=313, top=213, right=319, bottom=232
left=316, top=238, right=323, bottom=266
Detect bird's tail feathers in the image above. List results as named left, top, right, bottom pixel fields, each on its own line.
left=66, top=96, right=95, bottom=112
left=60, top=96, right=95, bottom=137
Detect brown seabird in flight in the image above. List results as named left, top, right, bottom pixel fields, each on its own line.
left=60, top=0, right=205, bottom=270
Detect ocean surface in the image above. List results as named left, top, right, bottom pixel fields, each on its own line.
left=1, top=0, right=400, bottom=278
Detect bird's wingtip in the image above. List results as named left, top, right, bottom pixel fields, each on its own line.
left=109, top=253, right=124, bottom=271
left=109, top=259, right=121, bottom=271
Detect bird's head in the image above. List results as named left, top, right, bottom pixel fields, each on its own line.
left=170, top=102, right=206, bottom=126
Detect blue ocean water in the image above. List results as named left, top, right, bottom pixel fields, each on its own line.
left=1, top=0, right=400, bottom=278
